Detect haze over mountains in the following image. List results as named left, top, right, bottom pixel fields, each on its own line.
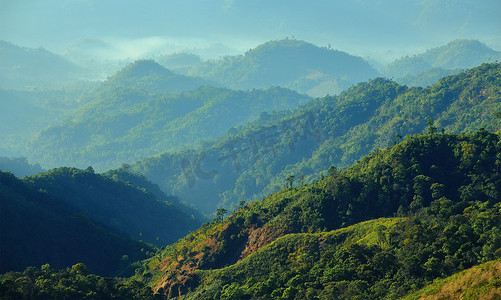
left=2, top=38, right=500, bottom=171
left=1, top=2, right=501, bottom=297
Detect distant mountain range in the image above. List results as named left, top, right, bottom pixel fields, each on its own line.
left=178, top=39, right=379, bottom=97
left=132, top=62, right=501, bottom=214
left=381, top=39, right=501, bottom=87
left=24, top=60, right=311, bottom=170
left=0, top=40, right=85, bottom=89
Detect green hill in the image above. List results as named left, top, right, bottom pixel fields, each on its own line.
left=25, top=60, right=311, bottom=170
left=2, top=130, right=500, bottom=299
left=383, top=39, right=501, bottom=87
left=0, top=171, right=153, bottom=276
left=23, top=167, right=203, bottom=247
left=133, top=62, right=501, bottom=214
left=183, top=39, right=379, bottom=97
left=132, top=129, right=501, bottom=298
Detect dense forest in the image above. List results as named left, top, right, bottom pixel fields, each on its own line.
left=2, top=130, right=500, bottom=299
left=23, top=60, right=311, bottom=170
left=1, top=37, right=501, bottom=299
left=134, top=130, right=501, bottom=298
left=0, top=170, right=153, bottom=276
left=180, top=39, right=379, bottom=97
left=132, top=62, right=501, bottom=214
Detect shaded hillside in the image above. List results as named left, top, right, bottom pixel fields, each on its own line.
left=134, top=130, right=501, bottom=298
left=133, top=63, right=501, bottom=214
left=26, top=60, right=311, bottom=170
left=383, top=39, right=501, bottom=87
left=184, top=39, right=379, bottom=97
left=23, top=167, right=203, bottom=246
left=0, top=171, right=153, bottom=276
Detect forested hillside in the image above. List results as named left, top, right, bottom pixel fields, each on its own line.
left=132, top=130, right=501, bottom=298
left=0, top=171, right=154, bottom=276
left=382, top=39, right=501, bottom=87
left=3, top=130, right=500, bottom=299
left=22, top=167, right=203, bottom=246
left=25, top=60, right=311, bottom=170
left=133, top=62, right=501, bottom=214
left=182, top=39, right=379, bottom=97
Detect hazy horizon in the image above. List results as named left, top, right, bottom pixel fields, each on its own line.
left=1, top=0, right=500, bottom=63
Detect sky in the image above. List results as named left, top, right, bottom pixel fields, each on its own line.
left=1, top=0, right=500, bottom=62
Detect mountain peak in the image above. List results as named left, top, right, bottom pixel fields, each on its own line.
left=103, top=59, right=208, bottom=93
left=114, top=59, right=174, bottom=79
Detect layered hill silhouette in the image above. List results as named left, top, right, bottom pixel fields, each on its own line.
left=0, top=40, right=85, bottom=90
left=182, top=39, right=379, bottom=97
left=382, top=39, right=501, bottom=87
left=132, top=62, right=501, bottom=214
left=25, top=60, right=311, bottom=170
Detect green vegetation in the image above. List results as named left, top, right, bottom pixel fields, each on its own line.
left=1, top=40, right=501, bottom=300
left=401, top=258, right=501, bottom=299
left=25, top=60, right=311, bottom=170
left=23, top=167, right=202, bottom=246
left=134, top=62, right=501, bottom=214
left=183, top=39, right=379, bottom=97
left=127, top=129, right=501, bottom=298
left=2, top=129, right=500, bottom=299
left=0, top=171, right=153, bottom=276
left=382, top=39, right=501, bottom=87
left=0, top=263, right=160, bottom=299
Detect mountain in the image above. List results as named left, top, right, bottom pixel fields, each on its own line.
left=0, top=83, right=98, bottom=155
left=183, top=39, right=379, bottom=97
left=132, top=130, right=501, bottom=298
left=0, top=40, right=86, bottom=90
left=383, top=39, right=501, bottom=87
left=132, top=62, right=501, bottom=214
left=0, top=171, right=153, bottom=276
left=22, top=167, right=203, bottom=247
left=3, top=130, right=499, bottom=299
left=0, top=156, right=45, bottom=178
left=101, top=59, right=210, bottom=93
left=156, top=52, right=203, bottom=70
left=24, top=60, right=311, bottom=170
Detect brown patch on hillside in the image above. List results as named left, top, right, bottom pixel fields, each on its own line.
left=152, top=221, right=290, bottom=298
left=239, top=225, right=287, bottom=260
left=152, top=229, right=226, bottom=298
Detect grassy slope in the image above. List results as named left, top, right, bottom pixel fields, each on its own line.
left=401, top=258, right=501, bottom=300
